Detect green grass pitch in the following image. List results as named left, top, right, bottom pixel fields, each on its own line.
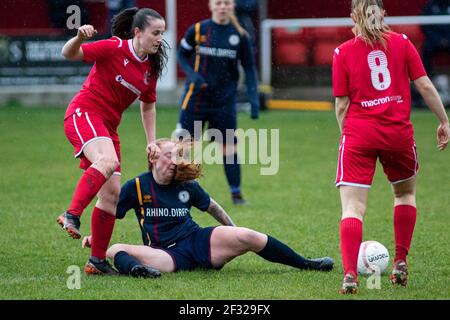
left=0, top=105, right=449, bottom=300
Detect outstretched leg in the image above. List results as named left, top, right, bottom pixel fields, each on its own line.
left=69, top=138, right=119, bottom=216
left=58, top=138, right=119, bottom=239
left=210, top=226, right=333, bottom=271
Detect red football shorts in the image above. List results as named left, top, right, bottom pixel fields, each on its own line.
left=335, top=137, right=419, bottom=188
left=64, top=109, right=121, bottom=174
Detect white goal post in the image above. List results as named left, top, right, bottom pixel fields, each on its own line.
left=158, top=0, right=177, bottom=90
left=260, top=15, right=450, bottom=85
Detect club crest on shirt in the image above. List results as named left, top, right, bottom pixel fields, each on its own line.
left=229, top=34, right=240, bottom=46
left=178, top=190, right=190, bottom=203
left=144, top=70, right=151, bottom=85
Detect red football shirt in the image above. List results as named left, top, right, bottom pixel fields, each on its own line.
left=332, top=31, right=427, bottom=150
left=65, top=37, right=157, bottom=131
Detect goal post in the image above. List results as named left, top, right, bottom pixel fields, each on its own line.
left=158, top=0, right=177, bottom=90
left=260, top=15, right=450, bottom=86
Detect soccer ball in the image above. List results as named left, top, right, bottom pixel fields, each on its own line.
left=357, top=241, right=390, bottom=275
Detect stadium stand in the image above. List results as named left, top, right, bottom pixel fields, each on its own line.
left=309, top=26, right=353, bottom=66
left=272, top=27, right=309, bottom=66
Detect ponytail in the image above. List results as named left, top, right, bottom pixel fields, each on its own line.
left=111, top=7, right=138, bottom=39
left=153, top=39, right=169, bottom=80
left=351, top=0, right=390, bottom=48
left=111, top=7, right=168, bottom=79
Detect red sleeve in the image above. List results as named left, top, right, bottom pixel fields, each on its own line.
left=81, top=37, right=122, bottom=63
left=332, top=47, right=350, bottom=97
left=405, top=38, right=427, bottom=81
left=140, top=75, right=157, bottom=103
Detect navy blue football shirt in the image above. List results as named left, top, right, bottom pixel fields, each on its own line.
left=116, top=172, right=211, bottom=248
left=178, top=18, right=259, bottom=118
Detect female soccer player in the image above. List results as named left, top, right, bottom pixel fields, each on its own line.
left=333, top=0, right=449, bottom=294
left=57, top=7, right=168, bottom=275
left=82, top=139, right=334, bottom=277
left=176, top=0, right=260, bottom=205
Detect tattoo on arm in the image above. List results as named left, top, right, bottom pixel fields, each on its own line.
left=207, top=198, right=235, bottom=226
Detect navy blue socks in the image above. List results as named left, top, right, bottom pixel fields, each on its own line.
left=113, top=251, right=140, bottom=275
left=257, top=235, right=309, bottom=269
left=223, top=153, right=241, bottom=194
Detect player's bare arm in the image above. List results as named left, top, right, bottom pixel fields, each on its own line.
left=335, top=96, right=350, bottom=133
left=140, top=101, right=158, bottom=157
left=61, top=25, right=98, bottom=61
left=414, top=76, right=450, bottom=151
left=207, top=198, right=235, bottom=226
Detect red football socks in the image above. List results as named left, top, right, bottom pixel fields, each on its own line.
left=340, top=217, right=363, bottom=278
left=90, top=207, right=116, bottom=260
left=67, top=167, right=106, bottom=216
left=394, top=205, right=417, bottom=263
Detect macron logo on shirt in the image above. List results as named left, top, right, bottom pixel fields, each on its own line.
left=124, top=58, right=129, bottom=66
left=361, top=95, right=403, bottom=108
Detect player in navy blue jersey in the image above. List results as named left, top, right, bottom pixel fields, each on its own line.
left=175, top=0, right=260, bottom=205
left=82, top=139, right=334, bottom=277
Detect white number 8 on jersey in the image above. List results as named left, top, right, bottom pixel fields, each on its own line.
left=368, top=50, right=391, bottom=91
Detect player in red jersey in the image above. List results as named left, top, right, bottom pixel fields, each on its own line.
left=332, top=0, right=449, bottom=294
left=57, top=7, right=168, bottom=275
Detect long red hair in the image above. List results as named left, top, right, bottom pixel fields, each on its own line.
left=148, top=138, right=202, bottom=183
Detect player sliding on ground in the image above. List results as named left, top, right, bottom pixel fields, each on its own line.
left=82, top=138, right=334, bottom=277
left=332, top=0, right=449, bottom=294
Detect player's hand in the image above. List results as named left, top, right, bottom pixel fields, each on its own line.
left=77, top=25, right=98, bottom=41
left=81, top=235, right=92, bottom=248
left=437, top=122, right=449, bottom=151
left=147, top=142, right=161, bottom=160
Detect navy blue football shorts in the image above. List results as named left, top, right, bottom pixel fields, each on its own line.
left=159, top=226, right=223, bottom=271
left=178, top=106, right=238, bottom=144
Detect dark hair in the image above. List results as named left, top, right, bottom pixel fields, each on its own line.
left=111, top=7, right=169, bottom=79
